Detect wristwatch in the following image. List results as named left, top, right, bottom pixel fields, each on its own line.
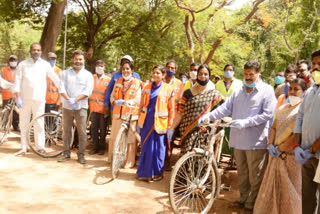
left=308, top=146, right=315, bottom=154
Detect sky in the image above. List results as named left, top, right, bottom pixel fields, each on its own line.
left=225, top=0, right=253, bottom=10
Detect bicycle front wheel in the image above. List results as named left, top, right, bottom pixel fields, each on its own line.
left=27, top=113, right=63, bottom=158
left=112, top=126, right=128, bottom=179
left=169, top=151, right=220, bottom=214
left=0, top=105, right=13, bottom=145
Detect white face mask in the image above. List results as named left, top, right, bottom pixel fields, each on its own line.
left=190, top=71, right=197, bottom=80
left=95, top=66, right=104, bottom=75
left=9, top=61, right=17, bottom=68
left=288, top=96, right=301, bottom=106
left=123, top=74, right=132, bottom=81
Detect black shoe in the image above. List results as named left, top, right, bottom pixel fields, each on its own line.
left=58, top=155, right=70, bottom=162
left=77, top=156, right=86, bottom=164
left=98, top=150, right=105, bottom=155
left=89, top=149, right=98, bottom=155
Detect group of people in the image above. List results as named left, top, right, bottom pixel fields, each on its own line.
left=1, top=42, right=320, bottom=213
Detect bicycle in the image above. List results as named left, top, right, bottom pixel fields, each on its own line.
left=111, top=100, right=141, bottom=179
left=0, top=98, right=15, bottom=145
left=169, top=118, right=232, bottom=214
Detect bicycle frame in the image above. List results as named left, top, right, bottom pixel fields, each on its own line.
left=193, top=120, right=232, bottom=189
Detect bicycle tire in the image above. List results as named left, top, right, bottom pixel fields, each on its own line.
left=0, top=104, right=14, bottom=145
left=169, top=151, right=220, bottom=214
left=112, top=126, right=128, bottom=179
left=27, top=113, right=63, bottom=158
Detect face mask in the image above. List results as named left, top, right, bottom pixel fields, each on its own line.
left=190, top=71, right=197, bottom=80
left=224, top=70, right=234, bottom=78
left=180, top=77, right=186, bottom=83
left=73, top=64, right=83, bottom=70
left=123, top=74, right=132, bottom=81
left=95, top=66, right=104, bottom=75
left=166, top=70, right=175, bottom=77
left=312, top=71, right=320, bottom=85
left=9, top=61, right=17, bottom=68
left=196, top=79, right=209, bottom=86
left=274, top=76, right=285, bottom=85
left=31, top=53, right=40, bottom=60
left=288, top=96, right=301, bottom=106
left=243, top=79, right=256, bottom=88
left=49, top=59, right=56, bottom=67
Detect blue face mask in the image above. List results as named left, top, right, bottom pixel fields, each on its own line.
left=49, top=59, right=56, bottom=67
left=274, top=76, right=285, bottom=85
left=196, top=79, right=209, bottom=86
left=180, top=77, right=186, bottom=83
left=224, top=70, right=234, bottom=78
left=243, top=79, right=256, bottom=88
left=166, top=70, right=175, bottom=77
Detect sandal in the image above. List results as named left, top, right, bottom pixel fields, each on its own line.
left=152, top=175, right=163, bottom=181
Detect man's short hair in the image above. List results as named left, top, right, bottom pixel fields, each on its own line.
left=72, top=50, right=85, bottom=58
left=224, top=64, right=235, bottom=71
left=285, top=64, right=297, bottom=74
left=297, top=60, right=311, bottom=70
left=166, top=60, right=178, bottom=70
left=244, top=61, right=260, bottom=72
left=30, top=43, right=41, bottom=50
left=190, top=62, right=201, bottom=67
left=96, top=59, right=105, bottom=65
left=311, top=49, right=320, bottom=60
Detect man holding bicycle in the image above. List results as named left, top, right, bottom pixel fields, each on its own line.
left=199, top=61, right=277, bottom=211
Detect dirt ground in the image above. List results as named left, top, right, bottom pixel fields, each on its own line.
left=0, top=131, right=248, bottom=214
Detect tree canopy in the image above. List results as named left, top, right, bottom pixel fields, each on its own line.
left=0, top=0, right=318, bottom=81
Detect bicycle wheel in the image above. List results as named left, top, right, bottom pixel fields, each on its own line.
left=0, top=103, right=14, bottom=145
left=111, top=126, right=128, bottom=179
left=27, top=113, right=63, bottom=158
left=169, top=151, right=220, bottom=214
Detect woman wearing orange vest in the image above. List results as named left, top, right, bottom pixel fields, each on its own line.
left=88, top=60, right=110, bottom=155
left=1, top=55, right=19, bottom=131
left=136, top=65, right=174, bottom=182
left=109, top=61, right=142, bottom=168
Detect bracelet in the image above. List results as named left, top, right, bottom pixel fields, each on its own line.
left=292, top=144, right=300, bottom=150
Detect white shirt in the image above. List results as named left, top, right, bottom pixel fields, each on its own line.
left=14, top=57, right=58, bottom=102
left=59, top=68, right=94, bottom=110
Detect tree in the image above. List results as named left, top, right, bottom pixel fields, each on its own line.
left=40, top=0, right=67, bottom=59
left=173, top=0, right=266, bottom=64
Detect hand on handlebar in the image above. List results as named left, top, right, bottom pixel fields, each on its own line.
left=267, top=144, right=281, bottom=157
left=229, top=119, right=248, bottom=129
left=114, top=99, right=125, bottom=107
left=167, top=129, right=174, bottom=142
left=16, top=97, right=24, bottom=108
left=198, top=113, right=212, bottom=126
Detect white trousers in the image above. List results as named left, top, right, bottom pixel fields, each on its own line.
left=19, top=100, right=45, bottom=151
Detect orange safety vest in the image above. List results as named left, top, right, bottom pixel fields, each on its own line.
left=138, top=82, right=173, bottom=134
left=112, top=78, right=141, bottom=120
left=89, top=74, right=110, bottom=114
left=1, top=66, right=16, bottom=100
left=169, top=78, right=184, bottom=117
left=276, top=94, right=285, bottom=110
left=45, top=66, right=62, bottom=104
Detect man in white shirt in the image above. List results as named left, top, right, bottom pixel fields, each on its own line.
left=58, top=50, right=94, bottom=164
left=14, top=43, right=59, bottom=155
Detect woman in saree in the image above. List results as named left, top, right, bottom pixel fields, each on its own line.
left=253, top=78, right=307, bottom=214
left=136, top=65, right=175, bottom=181
left=168, top=64, right=224, bottom=154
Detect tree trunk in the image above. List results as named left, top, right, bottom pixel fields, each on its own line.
left=40, top=0, right=67, bottom=60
